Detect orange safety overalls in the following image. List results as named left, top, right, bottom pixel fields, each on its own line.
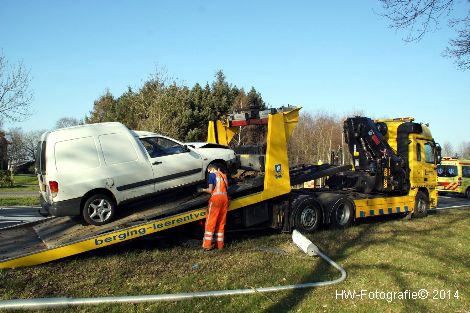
left=203, top=170, right=229, bottom=250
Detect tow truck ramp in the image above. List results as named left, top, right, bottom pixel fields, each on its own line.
left=0, top=162, right=347, bottom=269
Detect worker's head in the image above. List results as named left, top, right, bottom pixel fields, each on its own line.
left=207, top=164, right=218, bottom=173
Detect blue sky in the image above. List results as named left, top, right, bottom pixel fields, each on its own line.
left=1, top=0, right=469, bottom=146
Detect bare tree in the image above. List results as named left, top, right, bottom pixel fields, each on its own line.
left=0, top=52, right=33, bottom=122
left=289, top=111, right=343, bottom=166
left=442, top=141, right=456, bottom=157
left=379, top=0, right=470, bottom=70
left=458, top=141, right=470, bottom=158
left=6, top=128, right=45, bottom=172
left=55, top=117, right=82, bottom=129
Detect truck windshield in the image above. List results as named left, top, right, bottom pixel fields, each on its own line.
left=437, top=165, right=458, bottom=177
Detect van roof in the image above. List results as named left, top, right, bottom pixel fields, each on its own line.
left=42, top=122, right=130, bottom=142
left=51, top=122, right=125, bottom=132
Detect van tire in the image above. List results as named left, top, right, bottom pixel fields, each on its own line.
left=466, top=188, right=470, bottom=200
left=82, top=194, right=116, bottom=226
left=331, top=198, right=355, bottom=228
left=413, top=191, right=429, bottom=218
left=290, top=195, right=322, bottom=233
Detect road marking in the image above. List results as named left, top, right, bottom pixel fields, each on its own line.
left=434, top=205, right=470, bottom=210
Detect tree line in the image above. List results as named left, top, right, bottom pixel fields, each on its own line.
left=85, top=70, right=265, bottom=143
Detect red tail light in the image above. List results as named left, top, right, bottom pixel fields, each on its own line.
left=49, top=181, right=59, bottom=194
left=458, top=177, right=462, bottom=186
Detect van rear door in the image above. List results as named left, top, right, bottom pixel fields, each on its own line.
left=36, top=139, right=47, bottom=197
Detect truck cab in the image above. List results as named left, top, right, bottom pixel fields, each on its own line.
left=378, top=117, right=440, bottom=208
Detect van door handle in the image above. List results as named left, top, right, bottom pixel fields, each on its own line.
left=152, top=161, right=162, bottom=165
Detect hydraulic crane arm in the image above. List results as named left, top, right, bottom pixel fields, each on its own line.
left=330, top=117, right=409, bottom=194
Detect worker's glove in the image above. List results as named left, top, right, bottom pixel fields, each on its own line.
left=196, top=187, right=204, bottom=193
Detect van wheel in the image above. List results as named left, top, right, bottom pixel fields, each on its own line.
left=331, top=198, right=355, bottom=228
left=413, top=191, right=429, bottom=218
left=466, top=188, right=470, bottom=200
left=291, top=195, right=322, bottom=233
left=82, top=194, right=116, bottom=226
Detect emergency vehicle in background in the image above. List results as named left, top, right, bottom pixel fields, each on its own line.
left=437, top=157, right=470, bottom=199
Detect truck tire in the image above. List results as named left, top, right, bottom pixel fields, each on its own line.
left=290, top=195, right=322, bottom=233
left=413, top=191, right=429, bottom=218
left=466, top=188, right=470, bottom=200
left=82, top=194, right=116, bottom=226
left=331, top=198, right=355, bottom=228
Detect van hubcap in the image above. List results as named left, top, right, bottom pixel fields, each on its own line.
left=87, top=199, right=112, bottom=223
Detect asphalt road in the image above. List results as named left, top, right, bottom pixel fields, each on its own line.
left=434, top=194, right=470, bottom=210
left=0, top=195, right=469, bottom=230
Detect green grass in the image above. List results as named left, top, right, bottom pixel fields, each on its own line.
left=0, top=175, right=37, bottom=193
left=0, top=209, right=469, bottom=312
left=0, top=185, right=37, bottom=192
left=12, top=175, right=37, bottom=186
left=0, top=196, right=39, bottom=206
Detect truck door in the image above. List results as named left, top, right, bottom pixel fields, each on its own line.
left=422, top=141, right=437, bottom=184
left=139, top=136, right=203, bottom=192
left=410, top=139, right=436, bottom=186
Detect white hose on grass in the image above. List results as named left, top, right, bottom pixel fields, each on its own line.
left=0, top=230, right=346, bottom=310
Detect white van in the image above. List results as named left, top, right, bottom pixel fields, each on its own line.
left=36, top=122, right=237, bottom=225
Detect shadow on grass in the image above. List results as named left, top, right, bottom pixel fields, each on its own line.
left=263, top=211, right=468, bottom=312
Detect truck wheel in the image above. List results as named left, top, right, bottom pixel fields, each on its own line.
left=413, top=191, right=429, bottom=218
left=291, top=195, right=322, bottom=233
left=331, top=198, right=355, bottom=228
left=82, top=194, right=116, bottom=226
left=466, top=188, right=470, bottom=200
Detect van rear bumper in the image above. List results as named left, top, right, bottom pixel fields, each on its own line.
left=41, top=196, right=82, bottom=216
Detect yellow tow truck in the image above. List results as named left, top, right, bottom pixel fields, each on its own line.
left=0, top=108, right=440, bottom=269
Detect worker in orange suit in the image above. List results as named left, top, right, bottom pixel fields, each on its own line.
left=198, top=164, right=229, bottom=250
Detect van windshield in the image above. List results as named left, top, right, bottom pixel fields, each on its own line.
left=437, top=165, right=458, bottom=177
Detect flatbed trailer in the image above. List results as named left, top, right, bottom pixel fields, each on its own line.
left=0, top=162, right=338, bottom=269
left=0, top=107, right=432, bottom=269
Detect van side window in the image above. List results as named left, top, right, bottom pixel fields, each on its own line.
left=416, top=143, right=421, bottom=161
left=463, top=166, right=470, bottom=178
left=424, top=143, right=435, bottom=164
left=100, top=134, right=138, bottom=165
left=55, top=137, right=100, bottom=172
left=140, top=137, right=186, bottom=158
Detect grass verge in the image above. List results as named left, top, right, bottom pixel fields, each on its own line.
left=0, top=209, right=468, bottom=312
left=0, top=197, right=39, bottom=206
left=12, top=175, right=37, bottom=186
